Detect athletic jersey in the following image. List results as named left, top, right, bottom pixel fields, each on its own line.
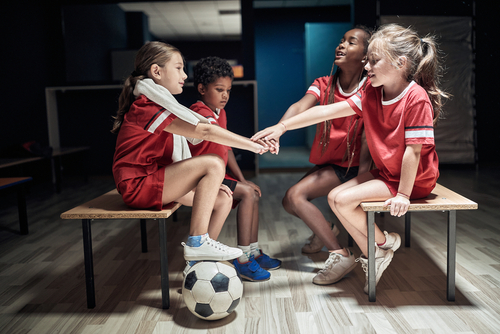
left=347, top=81, right=439, bottom=190
left=188, top=101, right=230, bottom=165
left=112, top=94, right=178, bottom=186
left=307, top=76, right=366, bottom=166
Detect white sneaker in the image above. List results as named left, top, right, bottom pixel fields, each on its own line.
left=302, top=223, right=340, bottom=254
left=356, top=245, right=394, bottom=294
left=182, top=236, right=243, bottom=261
left=379, top=231, right=401, bottom=252
left=182, top=261, right=195, bottom=277
left=312, top=248, right=357, bottom=285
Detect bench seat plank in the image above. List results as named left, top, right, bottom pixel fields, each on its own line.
left=61, top=189, right=181, bottom=220
left=360, top=183, right=477, bottom=212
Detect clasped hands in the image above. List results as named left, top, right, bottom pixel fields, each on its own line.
left=251, top=123, right=286, bottom=155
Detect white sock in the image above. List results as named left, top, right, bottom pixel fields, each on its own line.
left=250, top=242, right=260, bottom=257
left=238, top=245, right=251, bottom=262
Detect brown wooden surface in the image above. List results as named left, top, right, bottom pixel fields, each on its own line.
left=0, top=157, right=43, bottom=169
left=361, top=183, right=478, bottom=212
left=60, top=188, right=181, bottom=220
left=1, top=168, right=499, bottom=333
left=0, top=177, right=33, bottom=189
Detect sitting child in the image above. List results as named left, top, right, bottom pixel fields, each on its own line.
left=189, top=56, right=282, bottom=281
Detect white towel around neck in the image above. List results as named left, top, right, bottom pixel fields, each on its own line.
left=133, top=78, right=208, bottom=162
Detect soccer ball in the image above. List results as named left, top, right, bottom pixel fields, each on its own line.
left=182, top=261, right=243, bottom=320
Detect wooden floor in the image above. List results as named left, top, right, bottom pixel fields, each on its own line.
left=0, top=166, right=499, bottom=333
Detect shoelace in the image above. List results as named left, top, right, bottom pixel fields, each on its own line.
left=181, top=237, right=230, bottom=252
left=319, top=253, right=341, bottom=273
left=204, top=237, right=230, bottom=251
left=356, top=257, right=370, bottom=277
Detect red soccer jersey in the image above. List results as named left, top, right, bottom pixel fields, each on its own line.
left=307, top=76, right=366, bottom=167
left=188, top=101, right=230, bottom=165
left=347, top=81, right=439, bottom=191
left=112, top=94, right=178, bottom=186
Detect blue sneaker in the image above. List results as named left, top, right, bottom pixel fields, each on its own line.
left=254, top=250, right=281, bottom=270
left=233, top=256, right=270, bottom=282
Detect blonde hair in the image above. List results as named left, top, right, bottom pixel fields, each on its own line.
left=369, top=24, right=450, bottom=123
left=111, top=41, right=182, bottom=134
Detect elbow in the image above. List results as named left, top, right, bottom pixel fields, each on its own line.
left=197, top=123, right=214, bottom=141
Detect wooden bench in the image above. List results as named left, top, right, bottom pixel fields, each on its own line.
left=353, top=183, right=478, bottom=302
left=0, top=146, right=89, bottom=193
left=0, top=177, right=33, bottom=234
left=60, top=188, right=181, bottom=309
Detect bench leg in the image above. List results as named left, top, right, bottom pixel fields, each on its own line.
left=140, top=219, right=148, bottom=253
left=17, top=186, right=29, bottom=235
left=82, top=219, right=96, bottom=308
left=367, top=211, right=376, bottom=302
left=158, top=218, right=170, bottom=309
left=447, top=210, right=457, bottom=301
left=405, top=212, right=411, bottom=247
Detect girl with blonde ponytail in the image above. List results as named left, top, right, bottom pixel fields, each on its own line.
left=253, top=23, right=448, bottom=293
left=112, top=41, right=272, bottom=263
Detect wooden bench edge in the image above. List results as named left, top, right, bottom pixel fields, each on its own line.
left=360, top=183, right=478, bottom=212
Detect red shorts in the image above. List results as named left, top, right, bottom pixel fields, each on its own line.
left=370, top=169, right=434, bottom=200
left=117, top=166, right=165, bottom=210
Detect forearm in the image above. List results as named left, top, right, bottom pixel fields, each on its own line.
left=357, top=131, right=372, bottom=175
left=281, top=101, right=355, bottom=131
left=398, top=145, right=422, bottom=196
left=166, top=119, right=262, bottom=153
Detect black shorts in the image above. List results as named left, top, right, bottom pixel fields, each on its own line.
left=316, top=164, right=359, bottom=184
left=222, top=178, right=238, bottom=192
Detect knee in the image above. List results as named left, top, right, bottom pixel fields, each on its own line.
left=215, top=190, right=233, bottom=211
left=282, top=185, right=302, bottom=209
left=328, top=189, right=349, bottom=211
left=240, top=183, right=259, bottom=203
left=203, top=154, right=226, bottom=175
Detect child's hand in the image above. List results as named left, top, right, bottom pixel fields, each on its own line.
left=384, top=194, right=410, bottom=217
left=253, top=141, right=269, bottom=155
left=219, top=184, right=233, bottom=197
left=251, top=124, right=286, bottom=146
left=242, top=180, right=261, bottom=197
left=256, top=138, right=279, bottom=154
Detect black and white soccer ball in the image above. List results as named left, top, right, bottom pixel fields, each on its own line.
left=182, top=261, right=243, bottom=320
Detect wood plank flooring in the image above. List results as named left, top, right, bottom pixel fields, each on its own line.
left=0, top=166, right=499, bottom=333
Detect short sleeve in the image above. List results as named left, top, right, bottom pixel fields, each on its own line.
left=306, top=76, right=328, bottom=102
left=404, top=98, right=435, bottom=145
left=347, top=91, right=364, bottom=117
left=130, top=95, right=178, bottom=135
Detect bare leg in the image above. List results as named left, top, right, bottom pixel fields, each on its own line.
left=232, top=182, right=260, bottom=246
left=282, top=166, right=343, bottom=251
left=161, top=154, right=226, bottom=236
left=328, top=172, right=393, bottom=256
left=207, top=190, right=232, bottom=240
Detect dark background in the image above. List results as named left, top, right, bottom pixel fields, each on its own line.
left=1, top=0, right=497, bottom=179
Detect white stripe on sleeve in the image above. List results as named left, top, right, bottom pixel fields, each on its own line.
left=405, top=130, right=434, bottom=139
left=307, top=86, right=320, bottom=96
left=147, top=110, right=171, bottom=133
left=350, top=95, right=362, bottom=111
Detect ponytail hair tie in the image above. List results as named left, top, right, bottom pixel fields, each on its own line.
left=131, top=70, right=142, bottom=77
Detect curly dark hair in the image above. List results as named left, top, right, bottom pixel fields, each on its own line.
left=193, top=56, right=234, bottom=90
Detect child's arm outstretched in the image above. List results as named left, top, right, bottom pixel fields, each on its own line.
left=166, top=118, right=270, bottom=154
left=383, top=144, right=422, bottom=217
left=252, top=101, right=355, bottom=143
